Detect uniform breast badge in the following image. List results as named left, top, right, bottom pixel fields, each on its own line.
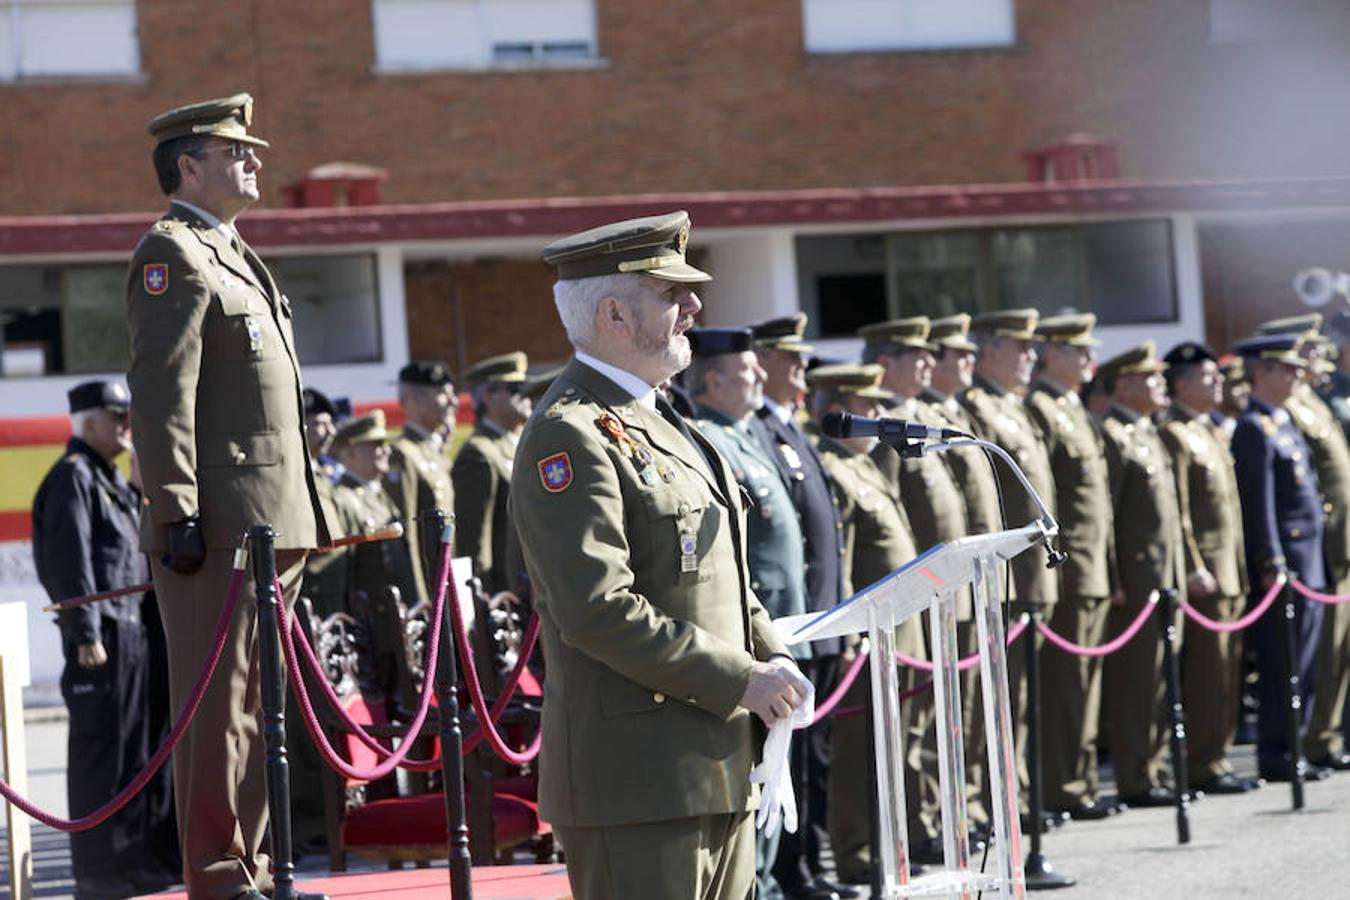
left=538, top=452, right=573, bottom=492
left=245, top=317, right=263, bottom=354
left=679, top=528, right=699, bottom=573
left=596, top=412, right=662, bottom=485
left=143, top=263, right=168, bottom=296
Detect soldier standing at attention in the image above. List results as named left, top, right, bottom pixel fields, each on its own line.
left=388, top=361, right=457, bottom=606
left=1231, top=335, right=1331, bottom=782
left=749, top=314, right=854, bottom=900
left=962, top=309, right=1058, bottom=815
left=33, top=381, right=180, bottom=900
left=1096, top=341, right=1187, bottom=807
left=508, top=211, right=809, bottom=900
left=806, top=363, right=927, bottom=887
left=126, top=93, right=330, bottom=900
left=453, top=352, right=532, bottom=595
left=1253, top=316, right=1350, bottom=773
left=686, top=326, right=818, bottom=900
left=1158, top=342, right=1254, bottom=794
left=1026, top=314, right=1121, bottom=820
left=298, top=387, right=350, bottom=618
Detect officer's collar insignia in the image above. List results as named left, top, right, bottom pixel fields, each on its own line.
left=143, top=263, right=168, bottom=296
left=538, top=452, right=573, bottom=492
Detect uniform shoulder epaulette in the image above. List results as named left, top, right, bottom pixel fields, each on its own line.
left=1257, top=413, right=1278, bottom=437
left=154, top=220, right=175, bottom=233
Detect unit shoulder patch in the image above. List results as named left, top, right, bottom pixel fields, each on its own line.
left=143, top=263, right=169, bottom=295
left=538, top=452, right=573, bottom=493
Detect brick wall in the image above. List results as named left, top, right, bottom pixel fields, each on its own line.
left=3, top=1, right=1350, bottom=216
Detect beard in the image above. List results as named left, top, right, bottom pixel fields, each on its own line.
left=633, top=311, right=691, bottom=380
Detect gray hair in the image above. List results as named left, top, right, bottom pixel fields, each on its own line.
left=685, top=355, right=722, bottom=400
left=70, top=409, right=96, bottom=437
left=553, top=273, right=641, bottom=351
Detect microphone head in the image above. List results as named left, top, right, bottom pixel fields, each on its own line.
left=821, top=411, right=851, bottom=438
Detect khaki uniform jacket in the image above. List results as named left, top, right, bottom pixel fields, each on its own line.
left=1286, top=384, right=1350, bottom=589
left=299, top=472, right=356, bottom=618
left=1160, top=408, right=1248, bottom=598
left=873, top=396, right=971, bottom=619
left=386, top=426, right=454, bottom=606
left=961, top=376, right=1059, bottom=610
left=125, top=204, right=329, bottom=551
left=921, top=390, right=1004, bottom=536
left=452, top=422, right=517, bottom=595
left=1101, top=406, right=1186, bottom=602
left=1026, top=382, right=1116, bottom=600
left=508, top=359, right=788, bottom=828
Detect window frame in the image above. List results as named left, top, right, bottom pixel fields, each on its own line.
left=801, top=0, right=1018, bottom=56
left=0, top=0, right=142, bottom=82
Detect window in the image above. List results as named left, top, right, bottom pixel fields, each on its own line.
left=799, top=220, right=1177, bottom=338
left=0, top=254, right=382, bottom=377
left=803, top=0, right=1014, bottom=54
left=0, top=0, right=139, bottom=80
left=373, top=0, right=597, bottom=70
left=1209, top=0, right=1350, bottom=44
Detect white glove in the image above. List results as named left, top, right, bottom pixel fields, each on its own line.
left=749, top=657, right=814, bottom=836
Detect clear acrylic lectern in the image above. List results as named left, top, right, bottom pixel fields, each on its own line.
left=775, top=522, right=1052, bottom=899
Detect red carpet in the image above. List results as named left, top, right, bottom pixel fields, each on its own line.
left=143, top=865, right=572, bottom=899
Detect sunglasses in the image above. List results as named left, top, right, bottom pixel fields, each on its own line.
left=197, top=141, right=259, bottom=161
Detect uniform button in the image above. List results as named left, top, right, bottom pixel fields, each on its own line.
left=1290, top=528, right=1302, bottom=539
left=653, top=692, right=666, bottom=704
left=752, top=580, right=760, bottom=590
left=1135, top=551, right=1146, bottom=561
left=1325, top=502, right=1335, bottom=514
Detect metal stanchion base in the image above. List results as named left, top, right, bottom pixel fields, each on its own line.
left=1024, top=852, right=1076, bottom=890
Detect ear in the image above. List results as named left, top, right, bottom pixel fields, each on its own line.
left=596, top=294, right=630, bottom=338
left=177, top=152, right=198, bottom=186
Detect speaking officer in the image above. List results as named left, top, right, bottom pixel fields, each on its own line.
left=749, top=314, right=853, bottom=900
left=1158, top=342, right=1252, bottom=794
left=126, top=94, right=331, bottom=900
left=33, top=381, right=178, bottom=900
left=1026, top=314, right=1120, bottom=819
left=388, top=360, right=457, bottom=607
left=962, top=309, right=1058, bottom=809
left=1231, top=335, right=1330, bottom=782
left=509, top=211, right=807, bottom=900
left=1255, top=316, right=1350, bottom=773
left=1096, top=341, right=1187, bottom=807
left=453, top=352, right=532, bottom=595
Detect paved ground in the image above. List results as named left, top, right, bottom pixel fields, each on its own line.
left=2, top=711, right=1347, bottom=899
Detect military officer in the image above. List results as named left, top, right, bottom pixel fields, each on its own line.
left=1255, top=316, right=1350, bottom=772
left=453, top=352, right=533, bottom=595
left=807, top=363, right=928, bottom=885
left=388, top=360, right=457, bottom=607
left=509, top=211, right=808, bottom=900
left=749, top=314, right=853, bottom=900
left=1231, top=335, right=1330, bottom=782
left=1096, top=341, right=1187, bottom=806
left=33, top=381, right=179, bottom=899
left=333, top=410, right=420, bottom=706
left=1321, top=311, right=1350, bottom=440
left=1026, top=314, right=1121, bottom=819
left=126, top=93, right=331, bottom=900
left=685, top=326, right=819, bottom=900
left=962, top=309, right=1058, bottom=810
left=1159, top=341, right=1253, bottom=793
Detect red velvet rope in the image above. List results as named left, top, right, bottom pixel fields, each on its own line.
left=1290, top=578, right=1350, bottom=605
left=0, top=568, right=246, bottom=831
left=1038, top=592, right=1159, bottom=657
left=1179, top=577, right=1285, bottom=634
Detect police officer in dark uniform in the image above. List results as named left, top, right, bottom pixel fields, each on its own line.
left=32, top=381, right=179, bottom=899
left=1231, top=334, right=1331, bottom=782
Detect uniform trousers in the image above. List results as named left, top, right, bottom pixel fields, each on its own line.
left=1104, top=594, right=1181, bottom=797
left=1182, top=594, right=1245, bottom=780
left=1305, top=590, right=1350, bottom=761
left=152, top=548, right=305, bottom=900
left=555, top=811, right=755, bottom=900
left=1040, top=595, right=1110, bottom=808
left=1252, top=591, right=1323, bottom=768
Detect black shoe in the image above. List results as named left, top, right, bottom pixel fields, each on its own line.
left=1260, top=760, right=1330, bottom=782
left=1190, top=772, right=1253, bottom=795
left=781, top=884, right=839, bottom=900
left=1019, top=811, right=1063, bottom=833
left=812, top=877, right=862, bottom=899
left=1309, top=750, right=1350, bottom=771
left=1120, top=785, right=1177, bottom=808
left=1055, top=800, right=1118, bottom=821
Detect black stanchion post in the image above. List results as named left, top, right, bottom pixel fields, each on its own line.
left=1158, top=588, right=1191, bottom=844
left=419, top=509, right=473, bottom=900
left=250, top=524, right=297, bottom=900
left=1024, top=609, right=1074, bottom=890
left=1277, top=582, right=1306, bottom=811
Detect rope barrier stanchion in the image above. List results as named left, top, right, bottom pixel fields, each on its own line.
left=1023, top=608, right=1074, bottom=891
left=1038, top=591, right=1159, bottom=657
left=419, top=509, right=474, bottom=900
left=1158, top=588, right=1191, bottom=845
left=251, top=525, right=299, bottom=900
left=0, top=551, right=246, bottom=830
left=1277, top=579, right=1307, bottom=811
left=1180, top=576, right=1285, bottom=633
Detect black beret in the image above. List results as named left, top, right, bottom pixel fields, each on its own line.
left=398, top=360, right=455, bottom=387
left=68, top=380, right=129, bottom=414
left=687, top=327, right=754, bottom=356
left=302, top=387, right=337, bottom=418
left=1162, top=341, right=1217, bottom=367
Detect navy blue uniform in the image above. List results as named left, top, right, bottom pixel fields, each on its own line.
left=1232, top=399, right=1326, bottom=771
left=32, top=438, right=178, bottom=897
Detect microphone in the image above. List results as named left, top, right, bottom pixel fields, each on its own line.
left=821, top=411, right=967, bottom=442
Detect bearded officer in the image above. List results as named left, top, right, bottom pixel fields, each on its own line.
left=453, top=352, right=533, bottom=595
left=1027, top=313, right=1121, bottom=819
left=1159, top=341, right=1253, bottom=794
left=388, top=360, right=457, bottom=607
left=126, top=93, right=330, bottom=900
left=509, top=211, right=809, bottom=900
